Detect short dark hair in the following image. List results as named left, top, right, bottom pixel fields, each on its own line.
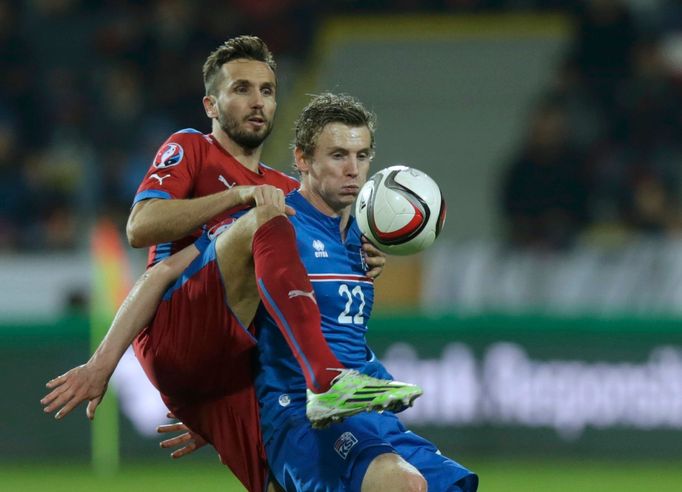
left=294, top=93, right=377, bottom=159
left=202, top=36, right=276, bottom=96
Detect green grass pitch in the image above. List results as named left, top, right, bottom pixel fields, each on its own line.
left=3, top=458, right=681, bottom=491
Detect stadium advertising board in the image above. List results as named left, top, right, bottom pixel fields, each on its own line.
left=5, top=314, right=682, bottom=459
left=382, top=341, right=682, bottom=438
left=368, top=314, right=682, bottom=458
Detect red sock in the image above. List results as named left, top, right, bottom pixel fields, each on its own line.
left=252, top=215, right=344, bottom=393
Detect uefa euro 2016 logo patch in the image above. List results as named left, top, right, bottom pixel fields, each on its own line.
left=334, top=431, right=358, bottom=460
left=207, top=218, right=236, bottom=240
left=154, top=142, right=184, bottom=168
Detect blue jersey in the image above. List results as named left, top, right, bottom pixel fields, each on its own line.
left=254, top=190, right=392, bottom=443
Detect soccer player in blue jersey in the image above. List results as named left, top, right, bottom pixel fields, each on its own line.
left=251, top=93, right=477, bottom=491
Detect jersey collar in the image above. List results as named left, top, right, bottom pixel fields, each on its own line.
left=207, top=134, right=265, bottom=176
left=288, top=190, right=357, bottom=235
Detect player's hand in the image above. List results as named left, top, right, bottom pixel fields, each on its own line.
left=41, top=362, right=110, bottom=420
left=362, top=238, right=386, bottom=279
left=236, top=185, right=295, bottom=216
left=158, top=413, right=207, bottom=459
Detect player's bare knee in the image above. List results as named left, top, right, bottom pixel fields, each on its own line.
left=215, top=222, right=253, bottom=261
left=254, top=203, right=284, bottom=227
left=213, top=206, right=284, bottom=257
left=363, top=453, right=427, bottom=492
left=387, top=466, right=426, bottom=492
left=402, top=472, right=427, bottom=492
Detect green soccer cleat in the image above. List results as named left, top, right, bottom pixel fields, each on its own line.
left=306, top=369, right=423, bottom=429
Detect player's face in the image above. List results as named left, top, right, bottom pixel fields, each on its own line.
left=210, top=59, right=276, bottom=149
left=297, top=123, right=372, bottom=216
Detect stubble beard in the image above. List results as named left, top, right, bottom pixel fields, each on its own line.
left=218, top=111, right=273, bottom=150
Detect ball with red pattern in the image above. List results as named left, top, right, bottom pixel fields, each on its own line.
left=355, top=165, right=446, bottom=255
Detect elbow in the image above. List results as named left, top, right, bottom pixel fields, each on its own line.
left=127, top=200, right=162, bottom=248
left=126, top=221, right=147, bottom=248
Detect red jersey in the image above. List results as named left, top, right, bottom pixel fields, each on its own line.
left=133, top=128, right=299, bottom=267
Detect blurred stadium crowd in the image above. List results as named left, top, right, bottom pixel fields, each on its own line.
left=501, top=0, right=682, bottom=250
left=1, top=0, right=682, bottom=251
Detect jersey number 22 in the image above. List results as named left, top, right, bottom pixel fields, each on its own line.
left=338, top=284, right=365, bottom=325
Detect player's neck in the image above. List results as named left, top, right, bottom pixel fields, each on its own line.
left=337, top=211, right=351, bottom=240
left=211, top=129, right=263, bottom=173
left=299, top=188, right=352, bottom=238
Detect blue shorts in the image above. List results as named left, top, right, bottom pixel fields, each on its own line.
left=266, top=410, right=478, bottom=492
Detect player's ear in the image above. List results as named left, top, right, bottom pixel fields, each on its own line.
left=293, top=147, right=310, bottom=174
left=203, top=95, right=218, bottom=118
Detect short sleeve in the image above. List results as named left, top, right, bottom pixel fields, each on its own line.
left=132, top=129, right=204, bottom=206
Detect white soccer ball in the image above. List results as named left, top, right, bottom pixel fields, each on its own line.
left=355, top=165, right=446, bottom=256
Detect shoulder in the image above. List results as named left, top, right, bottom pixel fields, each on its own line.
left=259, top=163, right=300, bottom=190
left=164, top=128, right=210, bottom=146
left=158, top=129, right=211, bottom=152
left=284, top=191, right=311, bottom=219
left=153, top=129, right=209, bottom=168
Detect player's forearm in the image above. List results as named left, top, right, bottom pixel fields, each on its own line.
left=127, top=188, right=247, bottom=247
left=88, top=245, right=199, bottom=372
left=87, top=272, right=160, bottom=374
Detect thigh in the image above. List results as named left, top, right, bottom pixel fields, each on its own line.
left=361, top=452, right=424, bottom=492
left=266, top=412, right=394, bottom=492
left=213, top=208, right=271, bottom=327
left=168, top=386, right=267, bottom=492
left=134, top=241, right=257, bottom=400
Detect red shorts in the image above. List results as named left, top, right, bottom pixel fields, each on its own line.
left=133, top=243, right=266, bottom=492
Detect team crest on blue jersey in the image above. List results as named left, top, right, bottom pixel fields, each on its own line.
left=334, top=432, right=358, bottom=460
left=278, top=394, right=291, bottom=407
left=154, top=143, right=184, bottom=169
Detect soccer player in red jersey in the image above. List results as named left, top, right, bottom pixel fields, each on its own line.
left=41, top=37, right=418, bottom=492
